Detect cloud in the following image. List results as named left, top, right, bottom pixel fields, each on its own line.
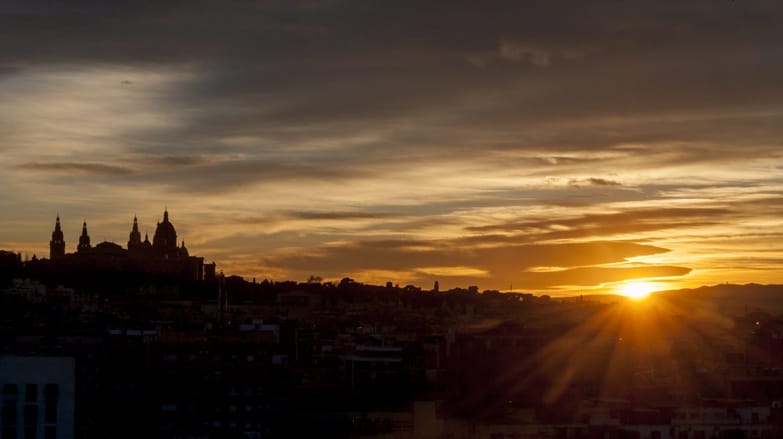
left=586, top=178, right=621, bottom=187
left=465, top=207, right=730, bottom=239
left=3, top=1, right=782, bottom=160
left=287, top=211, right=398, bottom=221
left=2, top=1, right=783, bottom=293
left=498, top=40, right=554, bottom=66
left=15, top=162, right=133, bottom=176
left=144, top=155, right=208, bottom=167
left=569, top=178, right=622, bottom=187
left=147, top=160, right=370, bottom=194
left=518, top=265, right=692, bottom=289
left=261, top=238, right=686, bottom=291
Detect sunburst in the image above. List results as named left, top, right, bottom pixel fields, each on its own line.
left=619, top=281, right=656, bottom=300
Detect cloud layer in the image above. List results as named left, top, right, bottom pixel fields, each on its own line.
left=2, top=1, right=783, bottom=293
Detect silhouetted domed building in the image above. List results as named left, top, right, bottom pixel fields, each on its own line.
left=44, top=209, right=209, bottom=283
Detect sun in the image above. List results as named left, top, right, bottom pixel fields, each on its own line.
left=619, top=281, right=656, bottom=300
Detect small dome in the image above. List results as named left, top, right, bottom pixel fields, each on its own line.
left=93, top=241, right=125, bottom=255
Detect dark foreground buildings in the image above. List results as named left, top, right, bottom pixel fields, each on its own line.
left=3, top=225, right=783, bottom=438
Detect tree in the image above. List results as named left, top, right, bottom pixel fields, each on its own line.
left=339, top=277, right=356, bottom=288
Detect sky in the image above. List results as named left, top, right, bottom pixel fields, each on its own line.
left=1, top=1, right=783, bottom=296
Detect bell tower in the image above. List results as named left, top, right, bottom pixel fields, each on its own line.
left=49, top=215, right=66, bottom=260
left=77, top=221, right=92, bottom=253
left=128, top=216, right=142, bottom=250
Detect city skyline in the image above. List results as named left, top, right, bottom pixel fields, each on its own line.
left=2, top=1, right=783, bottom=295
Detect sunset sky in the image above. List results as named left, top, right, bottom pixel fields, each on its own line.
left=2, top=1, right=783, bottom=295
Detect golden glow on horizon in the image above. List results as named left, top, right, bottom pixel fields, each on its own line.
left=618, top=281, right=656, bottom=300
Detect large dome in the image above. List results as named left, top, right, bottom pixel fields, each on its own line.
left=152, top=209, right=178, bottom=258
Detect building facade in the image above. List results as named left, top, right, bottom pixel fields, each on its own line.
left=0, top=356, right=75, bottom=439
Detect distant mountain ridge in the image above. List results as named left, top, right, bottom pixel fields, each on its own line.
left=654, top=283, right=783, bottom=316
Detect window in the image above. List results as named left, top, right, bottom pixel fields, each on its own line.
left=23, top=406, right=37, bottom=424
left=1, top=405, right=16, bottom=424
left=23, top=406, right=37, bottom=439
left=45, top=401, right=57, bottom=423
left=43, top=384, right=58, bottom=424
left=43, top=385, right=58, bottom=400
left=2, top=385, right=17, bottom=395
left=24, top=385, right=36, bottom=403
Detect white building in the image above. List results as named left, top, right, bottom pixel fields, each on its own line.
left=0, top=356, right=75, bottom=439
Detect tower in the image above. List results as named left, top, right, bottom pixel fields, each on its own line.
left=128, top=216, right=142, bottom=251
left=77, top=221, right=91, bottom=253
left=49, top=216, right=65, bottom=260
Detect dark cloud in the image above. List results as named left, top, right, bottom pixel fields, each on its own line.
left=586, top=178, right=620, bottom=187
left=144, top=159, right=369, bottom=194
left=13, top=155, right=369, bottom=194
left=4, top=1, right=783, bottom=162
left=145, top=155, right=208, bottom=167
left=15, top=162, right=133, bottom=175
left=569, top=178, right=622, bottom=187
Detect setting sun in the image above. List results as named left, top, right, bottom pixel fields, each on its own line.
left=619, top=281, right=656, bottom=300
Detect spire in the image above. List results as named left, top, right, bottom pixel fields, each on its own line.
left=163, top=208, right=169, bottom=223
left=78, top=220, right=91, bottom=253
left=128, top=215, right=142, bottom=249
